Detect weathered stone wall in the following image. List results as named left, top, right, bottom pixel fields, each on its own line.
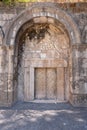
left=0, top=2, right=87, bottom=107
left=70, top=45, right=87, bottom=106
left=0, top=2, right=87, bottom=44
left=0, top=2, right=87, bottom=43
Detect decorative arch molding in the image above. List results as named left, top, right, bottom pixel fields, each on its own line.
left=4, top=3, right=81, bottom=46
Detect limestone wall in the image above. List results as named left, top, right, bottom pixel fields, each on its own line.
left=0, top=2, right=87, bottom=43
left=0, top=2, right=87, bottom=107
left=70, top=45, right=87, bottom=106
left=0, top=3, right=87, bottom=44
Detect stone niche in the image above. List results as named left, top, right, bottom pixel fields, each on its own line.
left=1, top=3, right=87, bottom=107
left=16, top=21, right=71, bottom=102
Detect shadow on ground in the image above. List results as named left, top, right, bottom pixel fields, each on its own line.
left=0, top=102, right=87, bottom=130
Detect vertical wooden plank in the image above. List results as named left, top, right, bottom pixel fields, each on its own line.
left=57, top=68, right=64, bottom=100
left=46, top=68, right=57, bottom=99
left=35, top=68, right=46, bottom=99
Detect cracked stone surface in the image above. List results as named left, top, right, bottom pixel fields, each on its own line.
left=0, top=102, right=87, bottom=130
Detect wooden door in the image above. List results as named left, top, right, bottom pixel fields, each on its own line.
left=35, top=68, right=65, bottom=100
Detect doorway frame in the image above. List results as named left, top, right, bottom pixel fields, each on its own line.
left=24, top=59, right=68, bottom=101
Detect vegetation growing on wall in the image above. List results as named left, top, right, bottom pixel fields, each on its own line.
left=0, top=0, right=36, bottom=4
left=0, top=0, right=87, bottom=6
left=1, top=0, right=87, bottom=4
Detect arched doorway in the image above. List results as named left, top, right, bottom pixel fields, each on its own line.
left=16, top=21, right=70, bottom=101
left=4, top=3, right=81, bottom=105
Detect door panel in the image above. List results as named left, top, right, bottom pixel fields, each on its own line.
left=35, top=68, right=46, bottom=99
left=57, top=68, right=64, bottom=100
left=46, top=68, right=57, bottom=99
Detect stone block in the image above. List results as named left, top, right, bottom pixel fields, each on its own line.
left=70, top=93, right=87, bottom=107
left=7, top=91, right=13, bottom=104
left=34, top=17, right=47, bottom=23
left=0, top=91, right=8, bottom=106
left=47, top=18, right=54, bottom=24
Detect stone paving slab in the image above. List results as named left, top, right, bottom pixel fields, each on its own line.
left=0, top=102, right=87, bottom=130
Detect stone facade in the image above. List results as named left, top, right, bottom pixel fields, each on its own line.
left=0, top=2, right=87, bottom=107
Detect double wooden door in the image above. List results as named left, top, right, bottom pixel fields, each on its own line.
left=35, top=68, right=65, bottom=100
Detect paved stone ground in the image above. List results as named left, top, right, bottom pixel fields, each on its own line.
left=0, top=101, right=87, bottom=130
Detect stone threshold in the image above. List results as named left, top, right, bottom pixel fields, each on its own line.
left=29, top=100, right=67, bottom=104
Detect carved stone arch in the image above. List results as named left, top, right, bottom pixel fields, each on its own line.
left=1, top=3, right=82, bottom=106
left=4, top=3, right=81, bottom=46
